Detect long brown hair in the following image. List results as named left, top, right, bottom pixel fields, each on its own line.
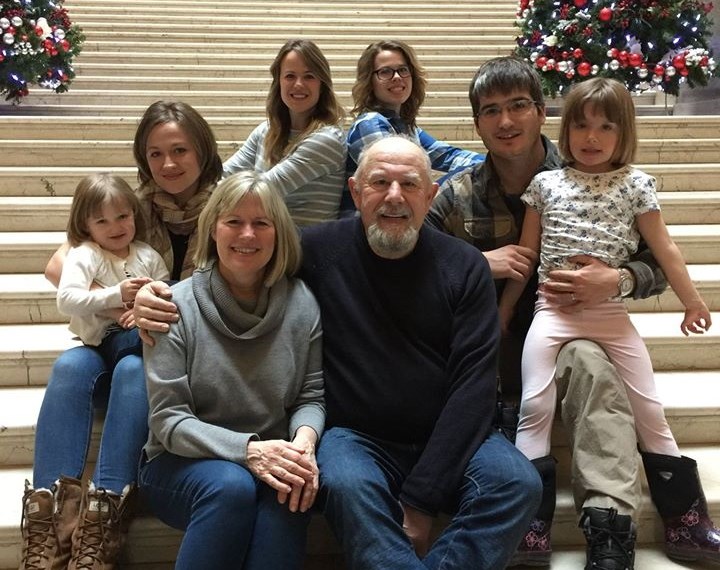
left=351, top=40, right=427, bottom=130
left=264, top=39, right=345, bottom=166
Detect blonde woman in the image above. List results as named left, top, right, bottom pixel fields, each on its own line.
left=139, top=171, right=324, bottom=570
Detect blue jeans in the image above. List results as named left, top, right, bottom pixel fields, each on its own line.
left=33, top=329, right=148, bottom=494
left=317, top=427, right=541, bottom=570
left=138, top=452, right=311, bottom=570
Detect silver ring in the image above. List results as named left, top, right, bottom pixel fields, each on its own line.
left=570, top=293, right=576, bottom=303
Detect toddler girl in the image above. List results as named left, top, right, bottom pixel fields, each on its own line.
left=57, top=172, right=169, bottom=366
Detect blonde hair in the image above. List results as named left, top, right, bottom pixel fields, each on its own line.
left=351, top=40, right=427, bottom=130
left=66, top=173, right=145, bottom=247
left=133, top=101, right=223, bottom=191
left=264, top=39, right=345, bottom=166
left=559, top=77, right=637, bottom=166
left=194, top=171, right=302, bottom=285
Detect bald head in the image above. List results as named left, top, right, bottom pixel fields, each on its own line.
left=349, top=135, right=438, bottom=259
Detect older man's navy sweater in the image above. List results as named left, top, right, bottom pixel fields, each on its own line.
left=300, top=218, right=500, bottom=514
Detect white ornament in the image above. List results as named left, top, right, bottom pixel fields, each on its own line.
left=609, top=59, right=620, bottom=71
left=665, top=66, right=676, bottom=77
left=591, top=65, right=600, bottom=75
left=0, top=18, right=9, bottom=29
left=36, top=17, right=51, bottom=38
left=11, top=16, right=22, bottom=27
left=543, top=34, right=558, bottom=47
left=557, top=61, right=568, bottom=72
left=3, top=32, right=14, bottom=45
left=54, top=28, right=66, bottom=40
left=637, top=67, right=649, bottom=79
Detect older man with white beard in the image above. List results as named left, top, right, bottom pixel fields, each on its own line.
left=299, top=135, right=541, bottom=570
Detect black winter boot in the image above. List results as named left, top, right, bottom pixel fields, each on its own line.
left=507, top=455, right=556, bottom=567
left=580, top=507, right=636, bottom=570
left=641, top=452, right=720, bottom=563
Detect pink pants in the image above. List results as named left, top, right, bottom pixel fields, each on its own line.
left=515, top=295, right=680, bottom=460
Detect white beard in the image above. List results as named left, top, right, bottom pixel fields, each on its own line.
left=366, top=222, right=419, bottom=259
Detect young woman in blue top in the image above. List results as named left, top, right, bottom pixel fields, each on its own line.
left=338, top=39, right=484, bottom=216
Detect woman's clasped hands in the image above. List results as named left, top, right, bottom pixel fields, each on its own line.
left=246, top=427, right=319, bottom=514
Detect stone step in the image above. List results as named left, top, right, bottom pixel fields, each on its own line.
left=77, top=41, right=516, bottom=57
left=70, top=15, right=517, bottom=29
left=0, top=265, right=717, bottom=326
left=69, top=62, right=487, bottom=80
left=0, top=314, right=718, bottom=391
left=1, top=445, right=718, bottom=569
left=2, top=189, right=718, bottom=232
left=0, top=232, right=66, bottom=275
left=2, top=115, right=718, bottom=143
left=77, top=31, right=511, bottom=46
left=64, top=74, right=494, bottom=93
left=2, top=369, right=718, bottom=467
left=2, top=164, right=717, bottom=198
left=3, top=100, right=677, bottom=118
left=66, top=0, right=511, bottom=5
left=1, top=137, right=718, bottom=167
left=2, top=224, right=719, bottom=275
left=69, top=5, right=511, bottom=17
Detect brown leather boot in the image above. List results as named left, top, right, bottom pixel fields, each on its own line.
left=20, top=476, right=83, bottom=570
left=68, top=482, right=136, bottom=570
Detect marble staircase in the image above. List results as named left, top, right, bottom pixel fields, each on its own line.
left=0, top=0, right=718, bottom=568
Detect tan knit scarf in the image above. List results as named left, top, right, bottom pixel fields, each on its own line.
left=135, top=181, right=213, bottom=280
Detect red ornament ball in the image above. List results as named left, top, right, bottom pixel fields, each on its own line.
left=573, top=48, right=584, bottom=59
left=672, top=54, right=686, bottom=70
left=654, top=64, right=665, bottom=75
left=577, top=62, right=592, bottom=76
left=628, top=53, right=643, bottom=67
left=536, top=56, right=548, bottom=68
left=574, top=0, right=587, bottom=6
left=599, top=7, right=613, bottom=21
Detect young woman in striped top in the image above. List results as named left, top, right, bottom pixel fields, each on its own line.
left=224, top=39, right=347, bottom=226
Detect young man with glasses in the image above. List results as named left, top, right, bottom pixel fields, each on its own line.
left=426, top=56, right=667, bottom=569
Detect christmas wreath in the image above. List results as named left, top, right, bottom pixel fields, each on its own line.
left=514, top=0, right=718, bottom=96
left=1, top=0, right=84, bottom=103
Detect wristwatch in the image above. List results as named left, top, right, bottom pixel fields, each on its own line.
left=617, top=267, right=636, bottom=298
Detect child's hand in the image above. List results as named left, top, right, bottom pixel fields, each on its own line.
left=120, top=277, right=154, bottom=304
left=118, top=308, right=136, bottom=329
left=681, top=303, right=711, bottom=336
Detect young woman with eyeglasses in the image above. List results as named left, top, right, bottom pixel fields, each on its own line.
left=338, top=39, right=484, bottom=216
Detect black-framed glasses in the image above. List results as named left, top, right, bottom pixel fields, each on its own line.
left=476, top=98, right=538, bottom=120
left=373, top=65, right=412, bottom=82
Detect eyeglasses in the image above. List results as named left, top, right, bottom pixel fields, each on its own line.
left=373, top=66, right=412, bottom=82
left=475, top=98, right=538, bottom=120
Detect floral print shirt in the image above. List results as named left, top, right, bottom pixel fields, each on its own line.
left=523, top=165, right=659, bottom=282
